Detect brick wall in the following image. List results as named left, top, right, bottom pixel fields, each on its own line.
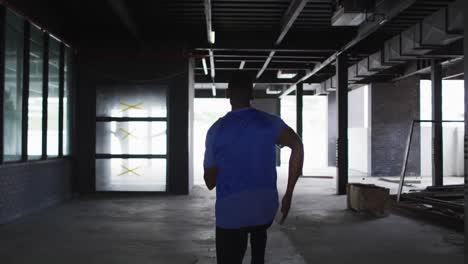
left=371, top=76, right=421, bottom=176
left=0, top=159, right=73, bottom=224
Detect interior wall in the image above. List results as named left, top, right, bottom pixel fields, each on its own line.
left=348, top=86, right=370, bottom=174
left=0, top=160, right=73, bottom=224
left=371, top=76, right=421, bottom=176
left=76, top=44, right=192, bottom=194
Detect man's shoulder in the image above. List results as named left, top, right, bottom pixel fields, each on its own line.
left=207, top=117, right=224, bottom=136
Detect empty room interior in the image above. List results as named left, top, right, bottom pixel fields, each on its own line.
left=0, top=0, right=467, bottom=263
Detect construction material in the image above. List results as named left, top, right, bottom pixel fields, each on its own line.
left=347, top=183, right=390, bottom=217
left=394, top=184, right=465, bottom=228
left=397, top=120, right=464, bottom=202
left=379, top=177, right=420, bottom=186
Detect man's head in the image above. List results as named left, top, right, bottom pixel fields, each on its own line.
left=227, top=71, right=254, bottom=106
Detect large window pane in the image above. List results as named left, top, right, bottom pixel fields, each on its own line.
left=96, top=121, right=167, bottom=155
left=63, top=47, right=71, bottom=155
left=420, top=80, right=465, bottom=185
left=28, top=25, right=43, bottom=159
left=4, top=11, right=24, bottom=161
left=47, top=36, right=60, bottom=157
left=96, top=158, right=166, bottom=191
left=96, top=85, right=167, bottom=118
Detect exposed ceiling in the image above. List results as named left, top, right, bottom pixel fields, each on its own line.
left=17, top=0, right=461, bottom=92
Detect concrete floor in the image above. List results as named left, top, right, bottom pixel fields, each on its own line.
left=0, top=175, right=464, bottom=264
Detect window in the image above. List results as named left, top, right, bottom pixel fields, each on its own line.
left=47, top=36, right=60, bottom=157
left=4, top=10, right=24, bottom=162
left=27, top=25, right=43, bottom=159
left=1, top=7, right=74, bottom=163
left=95, top=85, right=168, bottom=192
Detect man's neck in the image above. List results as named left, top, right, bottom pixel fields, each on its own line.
left=231, top=103, right=251, bottom=111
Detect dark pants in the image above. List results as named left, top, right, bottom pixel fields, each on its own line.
left=216, top=223, right=272, bottom=264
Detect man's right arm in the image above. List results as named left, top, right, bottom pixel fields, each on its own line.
left=276, top=126, right=304, bottom=224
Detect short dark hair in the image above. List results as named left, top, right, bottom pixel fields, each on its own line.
left=228, top=71, right=253, bottom=95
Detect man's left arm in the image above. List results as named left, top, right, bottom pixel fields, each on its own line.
left=204, top=167, right=218, bottom=190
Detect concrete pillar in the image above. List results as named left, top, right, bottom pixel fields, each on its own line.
left=336, top=54, right=348, bottom=195
left=431, top=60, right=443, bottom=186
left=168, top=59, right=193, bottom=194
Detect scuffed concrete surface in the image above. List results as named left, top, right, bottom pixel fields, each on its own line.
left=0, top=186, right=305, bottom=264
left=278, top=176, right=465, bottom=264
left=0, top=173, right=464, bottom=264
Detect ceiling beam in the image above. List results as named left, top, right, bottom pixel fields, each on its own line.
left=280, top=0, right=419, bottom=97
left=196, top=67, right=310, bottom=71
left=257, top=51, right=275, bottom=78
left=276, top=0, right=309, bottom=45
left=204, top=0, right=213, bottom=44
left=107, top=0, right=142, bottom=44
left=209, top=49, right=215, bottom=81
left=256, top=0, right=309, bottom=80
left=196, top=48, right=335, bottom=53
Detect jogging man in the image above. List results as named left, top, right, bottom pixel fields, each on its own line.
left=203, top=71, right=304, bottom=264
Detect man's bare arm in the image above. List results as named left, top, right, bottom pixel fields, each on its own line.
left=204, top=167, right=218, bottom=190
left=276, top=127, right=304, bottom=224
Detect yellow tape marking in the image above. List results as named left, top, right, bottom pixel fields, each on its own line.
left=120, top=101, right=144, bottom=112
left=118, top=165, right=141, bottom=176
left=118, top=128, right=138, bottom=140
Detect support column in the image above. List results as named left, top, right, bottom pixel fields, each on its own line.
left=463, top=4, right=467, bottom=252
left=296, top=83, right=303, bottom=139
left=431, top=60, right=443, bottom=186
left=296, top=83, right=303, bottom=175
left=336, top=54, right=348, bottom=195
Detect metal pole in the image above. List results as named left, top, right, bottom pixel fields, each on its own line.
left=463, top=7, right=468, bottom=252
left=296, top=83, right=303, bottom=139
left=397, top=120, right=415, bottom=202
left=431, top=60, right=443, bottom=186
left=21, top=21, right=30, bottom=161
left=296, top=83, right=303, bottom=176
left=41, top=34, right=49, bottom=159
left=336, top=53, right=348, bottom=195
left=0, top=6, right=5, bottom=164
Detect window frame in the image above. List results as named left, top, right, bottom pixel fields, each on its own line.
left=0, top=5, right=73, bottom=165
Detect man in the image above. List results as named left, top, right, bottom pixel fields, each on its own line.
left=203, top=71, right=304, bottom=264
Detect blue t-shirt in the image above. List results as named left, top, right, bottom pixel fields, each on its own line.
left=204, top=107, right=288, bottom=229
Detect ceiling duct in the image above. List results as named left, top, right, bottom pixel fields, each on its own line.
left=368, top=51, right=392, bottom=71
left=447, top=0, right=463, bottom=34
left=332, top=0, right=375, bottom=26
left=334, top=0, right=464, bottom=96
left=383, top=0, right=463, bottom=65
left=356, top=57, right=378, bottom=78
left=383, top=35, right=412, bottom=64
left=419, top=7, right=463, bottom=48
left=348, top=64, right=362, bottom=81
left=318, top=82, right=330, bottom=95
